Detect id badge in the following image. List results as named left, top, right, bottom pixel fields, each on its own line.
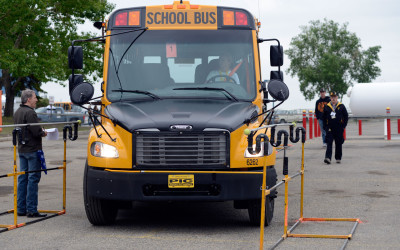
left=330, top=111, right=336, bottom=119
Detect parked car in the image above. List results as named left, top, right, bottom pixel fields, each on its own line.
left=271, top=109, right=304, bottom=124
left=36, top=106, right=85, bottom=123
left=288, top=109, right=305, bottom=122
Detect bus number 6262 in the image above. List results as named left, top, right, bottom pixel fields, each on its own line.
left=246, top=159, right=258, bottom=166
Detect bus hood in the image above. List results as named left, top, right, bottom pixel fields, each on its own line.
left=105, top=99, right=258, bottom=132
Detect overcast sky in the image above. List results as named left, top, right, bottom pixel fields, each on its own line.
left=39, top=0, right=400, bottom=110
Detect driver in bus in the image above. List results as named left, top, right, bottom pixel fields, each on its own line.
left=206, top=53, right=240, bottom=84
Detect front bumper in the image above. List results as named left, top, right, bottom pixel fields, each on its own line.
left=86, top=165, right=277, bottom=202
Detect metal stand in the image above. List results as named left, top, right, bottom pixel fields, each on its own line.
left=0, top=122, right=78, bottom=233
left=269, top=130, right=360, bottom=249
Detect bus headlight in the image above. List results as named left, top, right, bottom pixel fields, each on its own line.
left=91, top=142, right=119, bottom=158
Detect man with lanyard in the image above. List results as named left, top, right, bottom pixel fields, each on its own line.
left=322, top=91, right=348, bottom=164
left=14, top=89, right=47, bottom=217
left=206, top=53, right=240, bottom=84
left=315, top=88, right=330, bottom=147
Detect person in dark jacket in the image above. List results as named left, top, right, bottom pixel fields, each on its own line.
left=322, top=91, right=348, bottom=164
left=14, top=90, right=47, bottom=218
left=315, top=88, right=330, bottom=147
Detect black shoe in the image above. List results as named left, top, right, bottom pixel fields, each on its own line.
left=324, top=158, right=331, bottom=164
left=27, top=212, right=47, bottom=218
left=17, top=212, right=26, bottom=216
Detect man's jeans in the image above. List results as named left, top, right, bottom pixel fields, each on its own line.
left=18, top=152, right=41, bottom=214
left=318, top=119, right=327, bottom=144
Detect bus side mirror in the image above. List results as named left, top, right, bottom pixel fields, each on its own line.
left=270, top=71, right=284, bottom=81
left=70, top=82, right=94, bottom=105
left=270, top=45, right=283, bottom=67
left=68, top=46, right=83, bottom=69
left=268, top=79, right=289, bottom=101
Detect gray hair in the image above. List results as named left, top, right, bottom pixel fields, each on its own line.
left=21, top=89, right=36, bottom=104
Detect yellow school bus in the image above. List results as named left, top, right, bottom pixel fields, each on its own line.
left=53, top=102, right=83, bottom=113
left=68, top=1, right=289, bottom=226
left=53, top=102, right=72, bottom=111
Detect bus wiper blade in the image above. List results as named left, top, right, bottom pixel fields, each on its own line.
left=108, top=28, right=148, bottom=101
left=112, top=89, right=161, bottom=100
left=173, top=87, right=238, bottom=102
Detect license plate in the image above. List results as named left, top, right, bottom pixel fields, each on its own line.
left=168, top=174, right=194, bottom=188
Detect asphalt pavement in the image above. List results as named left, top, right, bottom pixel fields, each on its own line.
left=0, top=119, right=399, bottom=249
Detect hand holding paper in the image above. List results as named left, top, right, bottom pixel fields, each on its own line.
left=45, top=128, right=59, bottom=140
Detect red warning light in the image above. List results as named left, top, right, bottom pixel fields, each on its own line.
left=235, top=11, right=248, bottom=26
left=115, top=12, right=127, bottom=26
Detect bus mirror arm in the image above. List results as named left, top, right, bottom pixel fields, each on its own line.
left=87, top=111, right=116, bottom=142
left=259, top=80, right=267, bottom=93
left=242, top=100, right=284, bottom=126
left=79, top=104, right=117, bottom=142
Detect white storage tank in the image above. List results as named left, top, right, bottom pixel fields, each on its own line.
left=347, top=82, right=400, bottom=116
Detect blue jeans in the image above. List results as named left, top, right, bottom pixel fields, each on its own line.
left=318, top=119, right=327, bottom=144
left=18, top=152, right=41, bottom=214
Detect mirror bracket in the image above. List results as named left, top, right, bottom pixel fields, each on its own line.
left=259, top=80, right=267, bottom=93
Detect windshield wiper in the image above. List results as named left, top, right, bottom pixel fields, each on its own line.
left=108, top=28, right=148, bottom=101
left=112, top=89, right=161, bottom=100
left=173, top=87, right=238, bottom=102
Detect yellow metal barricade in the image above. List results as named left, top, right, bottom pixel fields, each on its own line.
left=242, top=123, right=305, bottom=250
left=0, top=121, right=79, bottom=233
left=264, top=126, right=360, bottom=250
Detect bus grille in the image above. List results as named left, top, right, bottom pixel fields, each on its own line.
left=135, top=131, right=229, bottom=169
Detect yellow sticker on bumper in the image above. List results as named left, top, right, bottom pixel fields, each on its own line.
left=168, top=174, right=194, bottom=188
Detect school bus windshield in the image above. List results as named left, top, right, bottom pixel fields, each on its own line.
left=106, top=29, right=256, bottom=102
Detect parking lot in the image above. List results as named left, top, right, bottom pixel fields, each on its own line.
left=0, top=120, right=399, bottom=249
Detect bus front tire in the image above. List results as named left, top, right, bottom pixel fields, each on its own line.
left=83, top=162, right=118, bottom=225
left=247, top=196, right=274, bottom=226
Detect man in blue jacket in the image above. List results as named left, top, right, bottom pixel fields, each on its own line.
left=322, top=91, right=348, bottom=164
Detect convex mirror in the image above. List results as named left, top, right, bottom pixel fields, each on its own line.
left=268, top=79, right=289, bottom=101
left=70, top=82, right=94, bottom=105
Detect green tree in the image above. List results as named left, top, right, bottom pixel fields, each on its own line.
left=0, top=0, right=114, bottom=116
left=37, top=97, right=49, bottom=108
left=286, top=19, right=381, bottom=100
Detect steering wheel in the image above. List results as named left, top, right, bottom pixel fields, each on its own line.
left=206, top=74, right=237, bottom=84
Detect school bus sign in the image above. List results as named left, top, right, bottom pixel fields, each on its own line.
left=146, top=4, right=217, bottom=29
left=109, top=1, right=253, bottom=30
